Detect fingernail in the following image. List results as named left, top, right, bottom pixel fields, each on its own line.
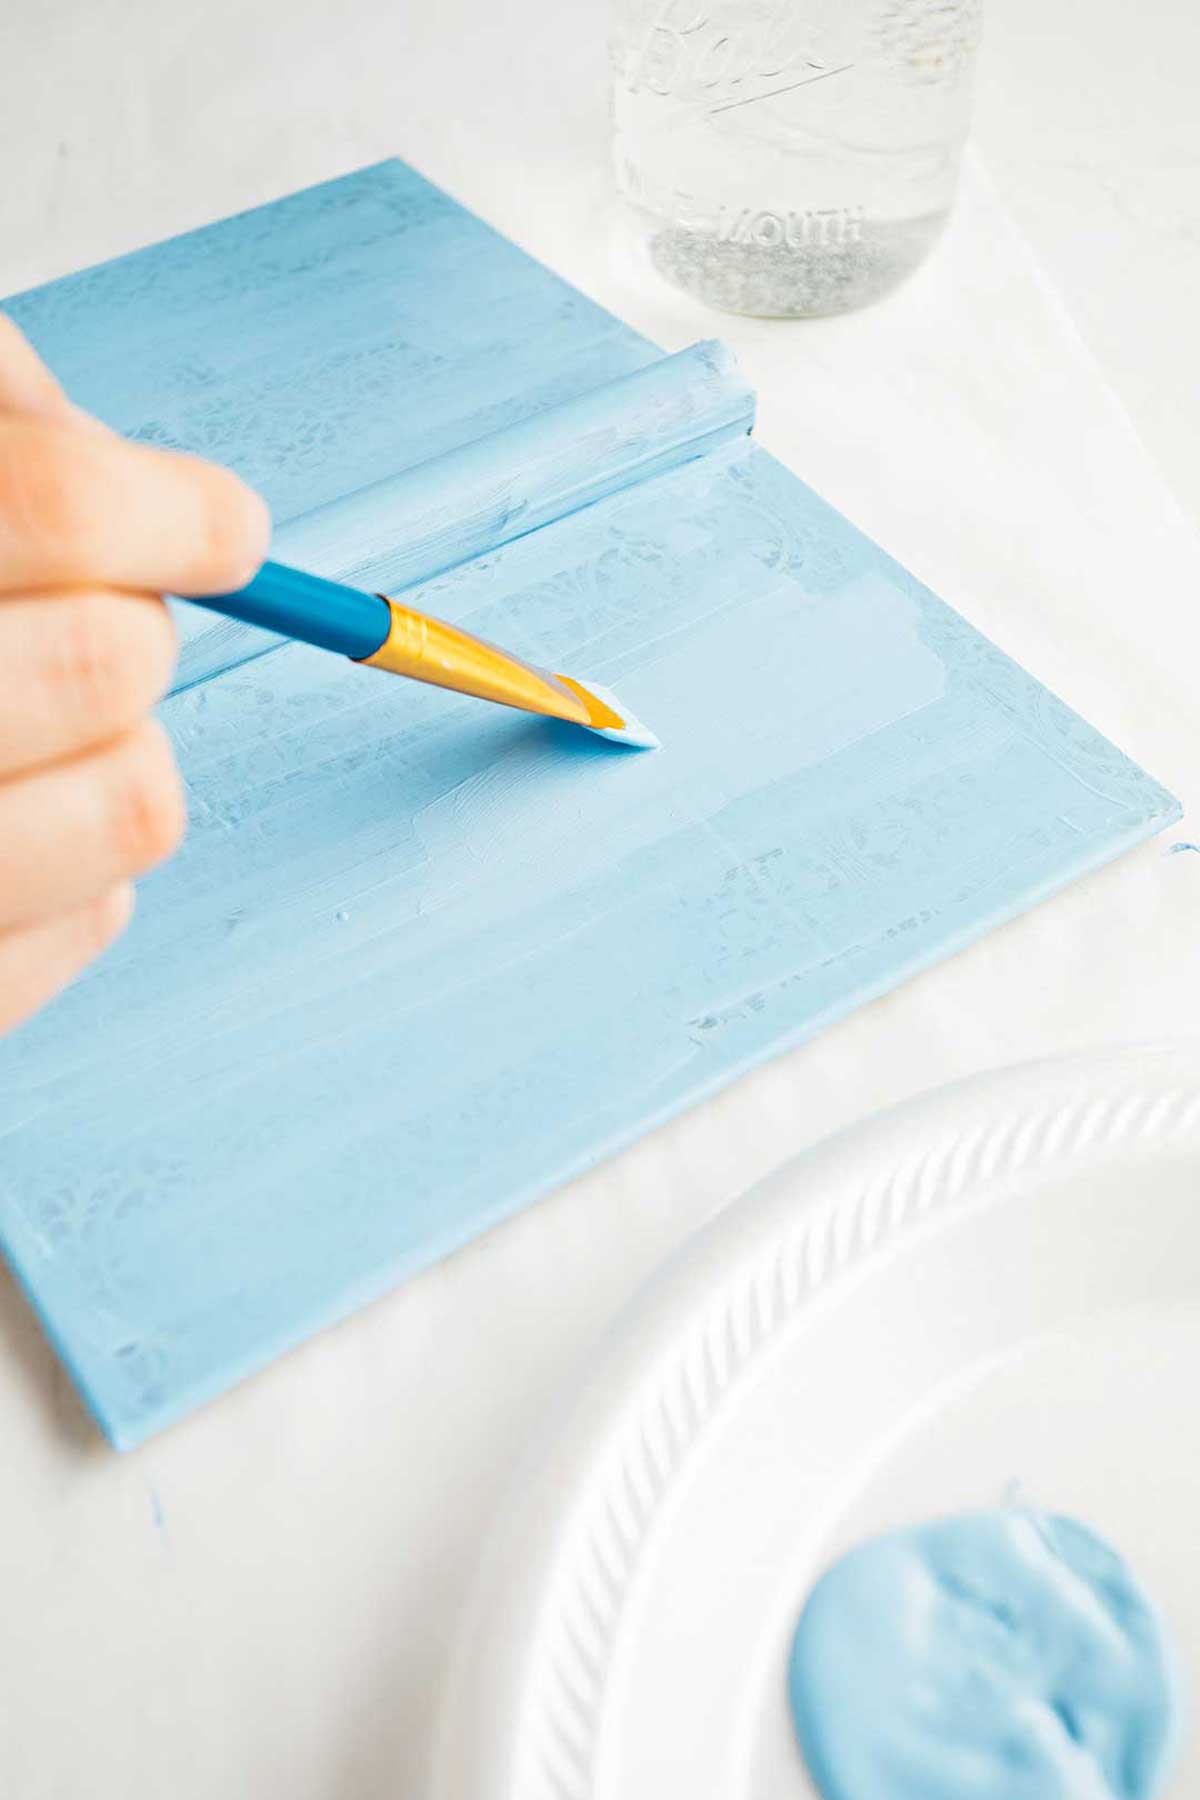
left=98, top=881, right=136, bottom=943
left=229, top=482, right=272, bottom=588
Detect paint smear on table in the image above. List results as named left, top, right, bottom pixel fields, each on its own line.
left=0, top=159, right=1179, bottom=1446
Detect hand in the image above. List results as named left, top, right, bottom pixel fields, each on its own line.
left=0, top=314, right=270, bottom=1036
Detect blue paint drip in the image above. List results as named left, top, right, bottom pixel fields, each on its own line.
left=147, top=1485, right=166, bottom=1534
left=789, top=1510, right=1180, bottom=1800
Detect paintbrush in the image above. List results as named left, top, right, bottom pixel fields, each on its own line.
left=185, top=559, right=659, bottom=749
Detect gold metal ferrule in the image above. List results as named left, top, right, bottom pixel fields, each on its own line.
left=359, top=597, right=610, bottom=729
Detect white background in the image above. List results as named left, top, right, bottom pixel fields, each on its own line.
left=1, top=3, right=1199, bottom=1797
left=4, top=0, right=1199, bottom=529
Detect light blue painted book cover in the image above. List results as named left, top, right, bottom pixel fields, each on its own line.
left=0, top=160, right=1178, bottom=1447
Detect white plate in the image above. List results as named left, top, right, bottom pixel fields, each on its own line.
left=433, top=1045, right=1200, bottom=1799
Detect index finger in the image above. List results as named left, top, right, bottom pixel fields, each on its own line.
left=0, top=413, right=270, bottom=597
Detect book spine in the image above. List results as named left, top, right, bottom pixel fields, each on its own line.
left=169, top=341, right=755, bottom=695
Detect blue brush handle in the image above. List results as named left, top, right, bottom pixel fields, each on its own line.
left=191, top=560, right=392, bottom=661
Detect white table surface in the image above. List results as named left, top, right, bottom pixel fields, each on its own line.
left=2, top=4, right=1198, bottom=1797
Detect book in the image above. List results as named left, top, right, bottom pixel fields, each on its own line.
left=0, top=159, right=1177, bottom=1446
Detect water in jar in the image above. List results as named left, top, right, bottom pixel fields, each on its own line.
left=611, top=0, right=982, bottom=316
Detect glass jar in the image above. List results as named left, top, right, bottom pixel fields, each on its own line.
left=611, top=0, right=983, bottom=316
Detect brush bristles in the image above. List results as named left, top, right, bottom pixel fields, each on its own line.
left=573, top=681, right=660, bottom=750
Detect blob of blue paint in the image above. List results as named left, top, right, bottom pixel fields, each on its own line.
left=789, top=1510, right=1180, bottom=1800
